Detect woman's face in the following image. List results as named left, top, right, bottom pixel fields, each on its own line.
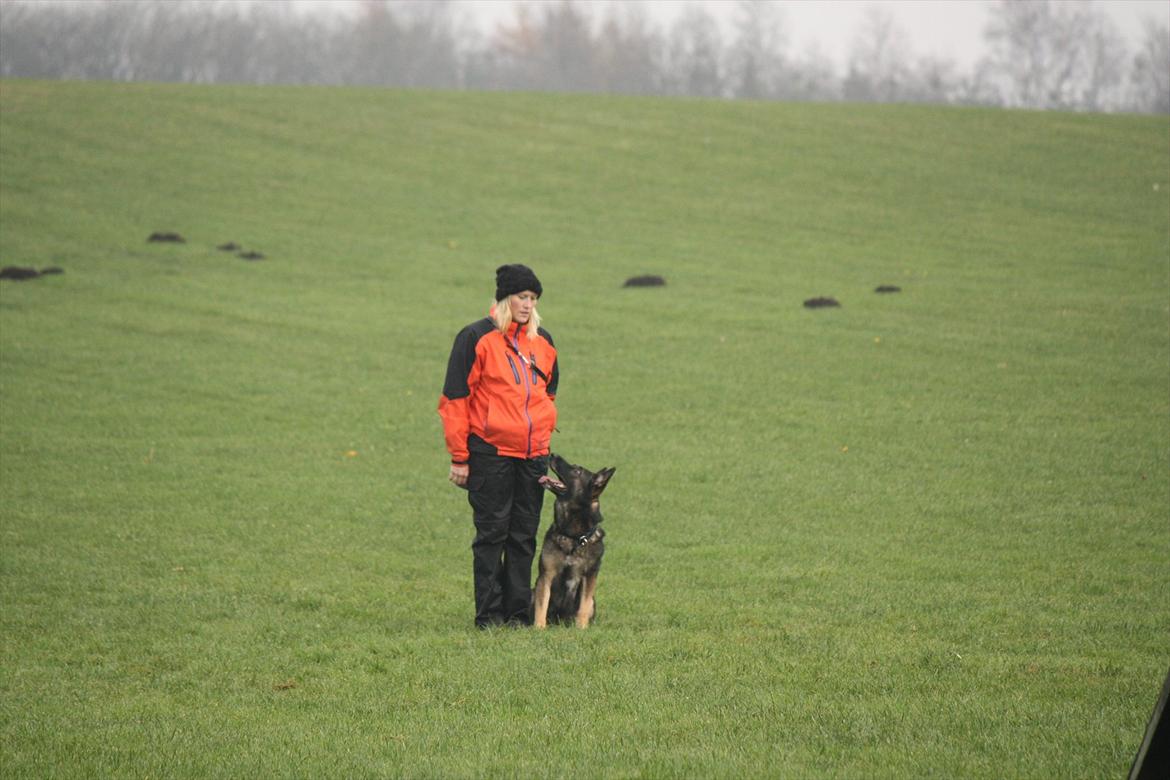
left=509, top=291, right=538, bottom=324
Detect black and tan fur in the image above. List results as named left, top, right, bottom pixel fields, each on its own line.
left=534, top=455, right=615, bottom=629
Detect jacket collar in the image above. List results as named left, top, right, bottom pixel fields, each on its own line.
left=486, top=306, right=529, bottom=340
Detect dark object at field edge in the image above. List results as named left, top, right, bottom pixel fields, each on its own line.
left=239, top=251, right=265, bottom=261
left=803, top=297, right=840, bottom=308
left=623, top=275, right=666, bottom=287
left=875, top=285, right=902, bottom=293
left=217, top=242, right=241, bottom=251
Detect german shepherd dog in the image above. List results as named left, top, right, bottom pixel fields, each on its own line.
left=534, top=454, right=615, bottom=628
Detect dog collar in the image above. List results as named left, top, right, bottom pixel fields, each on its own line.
left=556, top=526, right=603, bottom=553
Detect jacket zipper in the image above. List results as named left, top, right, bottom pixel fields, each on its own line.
left=512, top=327, right=534, bottom=457
left=505, top=354, right=521, bottom=384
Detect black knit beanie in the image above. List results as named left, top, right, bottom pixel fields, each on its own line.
left=495, top=264, right=542, bottom=300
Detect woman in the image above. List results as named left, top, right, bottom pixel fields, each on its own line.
left=438, top=264, right=559, bottom=628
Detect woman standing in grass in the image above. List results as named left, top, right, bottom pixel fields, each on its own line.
left=438, top=264, right=559, bottom=628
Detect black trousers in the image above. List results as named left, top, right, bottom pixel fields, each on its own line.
left=466, top=449, right=548, bottom=627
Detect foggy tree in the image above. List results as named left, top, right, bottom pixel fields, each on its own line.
left=664, top=5, right=724, bottom=98
left=496, top=1, right=595, bottom=92
left=1077, top=7, right=1128, bottom=112
left=1130, top=16, right=1170, bottom=114
left=902, top=56, right=962, bottom=105
left=595, top=5, right=664, bottom=96
left=982, top=0, right=1063, bottom=108
left=343, top=1, right=407, bottom=86
left=950, top=60, right=1004, bottom=108
left=727, top=0, right=786, bottom=100
left=0, top=3, right=38, bottom=78
left=774, top=43, right=840, bottom=102
left=488, top=1, right=600, bottom=93
left=1070, top=5, right=1127, bottom=111
left=484, top=4, right=539, bottom=90
left=392, top=1, right=461, bottom=89
left=218, top=3, right=296, bottom=85
left=0, top=1, right=90, bottom=80
left=0, top=0, right=1161, bottom=114
left=843, top=5, right=910, bottom=103
left=981, top=0, right=1127, bottom=111
left=541, top=0, right=600, bottom=92
left=459, top=37, right=507, bottom=92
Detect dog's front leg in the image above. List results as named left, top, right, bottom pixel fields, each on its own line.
left=533, top=559, right=554, bottom=629
left=575, top=573, right=598, bottom=629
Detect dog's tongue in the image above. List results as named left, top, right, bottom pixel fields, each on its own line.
left=538, top=475, right=564, bottom=490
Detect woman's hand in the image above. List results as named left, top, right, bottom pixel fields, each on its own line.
left=449, top=463, right=469, bottom=487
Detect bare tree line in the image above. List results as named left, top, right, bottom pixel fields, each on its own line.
left=0, top=0, right=1166, bottom=113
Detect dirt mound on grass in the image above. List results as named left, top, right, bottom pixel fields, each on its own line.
left=623, top=275, right=666, bottom=287
left=217, top=242, right=241, bottom=251
left=875, top=285, right=901, bottom=293
left=0, top=266, right=41, bottom=281
left=0, top=266, right=64, bottom=281
left=148, top=232, right=185, bottom=243
left=803, top=296, right=840, bottom=308
left=238, top=251, right=265, bottom=261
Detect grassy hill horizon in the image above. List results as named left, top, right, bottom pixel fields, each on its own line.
left=1, top=79, right=1167, bottom=777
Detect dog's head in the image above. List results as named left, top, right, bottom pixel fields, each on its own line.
left=539, top=454, right=615, bottom=507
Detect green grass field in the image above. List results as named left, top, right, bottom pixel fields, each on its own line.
left=1, top=80, right=1167, bottom=778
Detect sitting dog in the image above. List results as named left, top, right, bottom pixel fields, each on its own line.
left=534, top=454, right=615, bottom=628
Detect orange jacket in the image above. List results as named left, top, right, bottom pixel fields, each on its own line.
left=438, top=316, right=559, bottom=463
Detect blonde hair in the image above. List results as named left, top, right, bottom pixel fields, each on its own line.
left=492, top=295, right=541, bottom=339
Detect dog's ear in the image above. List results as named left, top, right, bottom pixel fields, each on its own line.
left=591, top=467, right=615, bottom=498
